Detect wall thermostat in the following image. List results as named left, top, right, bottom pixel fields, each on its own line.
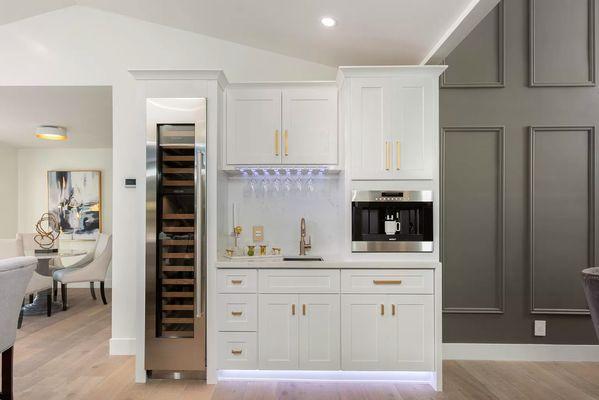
left=124, top=178, right=137, bottom=188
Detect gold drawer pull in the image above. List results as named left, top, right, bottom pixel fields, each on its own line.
left=291, top=304, right=296, bottom=316
left=231, top=349, right=243, bottom=355
left=284, top=130, right=289, bottom=156
left=231, top=311, right=243, bottom=316
left=230, top=279, right=243, bottom=285
left=275, top=130, right=280, bottom=156
left=392, top=304, right=396, bottom=316
left=380, top=304, right=385, bottom=316
left=302, top=304, right=306, bottom=316
left=373, top=280, right=402, bottom=285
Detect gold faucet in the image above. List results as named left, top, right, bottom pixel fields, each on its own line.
left=299, top=217, right=312, bottom=256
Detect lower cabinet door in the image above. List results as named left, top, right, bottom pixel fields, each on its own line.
left=341, top=294, right=387, bottom=370
left=386, top=295, right=434, bottom=371
left=298, top=294, right=340, bottom=370
left=259, top=293, right=299, bottom=369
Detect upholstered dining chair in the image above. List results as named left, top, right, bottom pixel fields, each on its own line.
left=0, top=256, right=36, bottom=400
left=0, top=236, right=54, bottom=327
left=17, top=233, right=62, bottom=299
left=53, top=233, right=112, bottom=310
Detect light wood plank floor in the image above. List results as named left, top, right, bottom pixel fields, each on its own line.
left=3, top=289, right=599, bottom=399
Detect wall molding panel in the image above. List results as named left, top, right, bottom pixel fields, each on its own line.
left=529, top=0, right=596, bottom=87
left=441, top=126, right=506, bottom=314
left=529, top=126, right=595, bottom=315
left=442, top=1, right=505, bottom=88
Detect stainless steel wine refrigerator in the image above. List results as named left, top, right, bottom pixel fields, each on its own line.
left=145, top=98, right=207, bottom=377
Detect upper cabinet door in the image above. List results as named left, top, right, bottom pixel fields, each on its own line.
left=282, top=87, right=338, bottom=165
left=350, top=75, right=435, bottom=180
left=390, top=76, right=434, bottom=179
left=258, top=294, right=299, bottom=370
left=298, top=294, right=340, bottom=370
left=226, top=88, right=282, bottom=165
left=386, top=295, right=434, bottom=371
left=350, top=77, right=393, bottom=179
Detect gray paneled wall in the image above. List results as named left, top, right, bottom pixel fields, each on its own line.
left=440, top=0, right=599, bottom=344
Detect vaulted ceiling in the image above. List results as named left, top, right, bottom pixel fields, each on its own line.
left=0, top=0, right=499, bottom=66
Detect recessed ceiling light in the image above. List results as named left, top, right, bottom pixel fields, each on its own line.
left=36, top=125, right=67, bottom=141
left=320, top=17, right=337, bottom=28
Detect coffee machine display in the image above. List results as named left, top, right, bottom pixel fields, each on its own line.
left=352, top=190, right=433, bottom=252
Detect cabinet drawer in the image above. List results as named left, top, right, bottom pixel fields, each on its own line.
left=217, top=294, right=257, bottom=332
left=218, top=332, right=257, bottom=370
left=217, top=269, right=257, bottom=293
left=341, top=269, right=433, bottom=294
left=259, top=269, right=340, bottom=293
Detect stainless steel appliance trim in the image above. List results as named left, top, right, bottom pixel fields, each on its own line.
left=148, top=370, right=206, bottom=380
left=351, top=190, right=433, bottom=202
left=352, top=241, right=434, bottom=252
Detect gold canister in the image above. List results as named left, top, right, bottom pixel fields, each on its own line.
left=259, top=244, right=267, bottom=256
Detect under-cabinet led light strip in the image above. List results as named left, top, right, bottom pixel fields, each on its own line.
left=235, top=167, right=329, bottom=177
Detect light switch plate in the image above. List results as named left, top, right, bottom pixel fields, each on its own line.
left=534, top=320, right=546, bottom=336
left=252, top=226, right=264, bottom=243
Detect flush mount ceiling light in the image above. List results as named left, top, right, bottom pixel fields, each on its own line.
left=35, top=125, right=67, bottom=141
left=320, top=16, right=337, bottom=27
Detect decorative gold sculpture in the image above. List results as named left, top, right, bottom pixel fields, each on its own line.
left=34, top=213, right=61, bottom=249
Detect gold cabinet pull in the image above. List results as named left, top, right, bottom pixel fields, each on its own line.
left=302, top=304, right=306, bottom=316
left=230, top=279, right=243, bottom=285
left=384, top=142, right=390, bottom=170
left=231, top=311, right=243, bottom=316
left=373, top=280, right=402, bottom=285
left=380, top=304, right=385, bottom=316
left=284, top=130, right=289, bottom=156
left=392, top=304, right=396, bottom=316
left=275, top=130, right=280, bottom=156
left=291, top=304, right=296, bottom=316
left=396, top=140, right=401, bottom=170
left=231, top=349, right=243, bottom=355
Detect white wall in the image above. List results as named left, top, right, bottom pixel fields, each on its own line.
left=0, top=5, right=336, bottom=356
left=17, top=147, right=113, bottom=284
left=0, top=147, right=18, bottom=239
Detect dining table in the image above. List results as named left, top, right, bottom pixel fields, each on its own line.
left=22, top=249, right=87, bottom=315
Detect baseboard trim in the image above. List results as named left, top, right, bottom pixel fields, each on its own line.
left=110, top=337, right=136, bottom=356
left=443, top=343, right=599, bottom=362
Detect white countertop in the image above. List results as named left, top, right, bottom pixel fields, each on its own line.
left=215, top=257, right=440, bottom=269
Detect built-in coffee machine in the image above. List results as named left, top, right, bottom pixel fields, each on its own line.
left=351, top=190, right=433, bottom=252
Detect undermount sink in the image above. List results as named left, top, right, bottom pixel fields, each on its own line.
left=282, top=256, right=324, bottom=262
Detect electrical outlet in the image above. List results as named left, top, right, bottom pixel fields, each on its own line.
left=252, top=226, right=264, bottom=243
left=534, top=320, right=546, bottom=337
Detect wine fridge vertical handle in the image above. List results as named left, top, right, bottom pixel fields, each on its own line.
left=195, top=148, right=206, bottom=318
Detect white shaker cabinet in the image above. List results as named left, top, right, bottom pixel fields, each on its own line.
left=258, top=293, right=340, bottom=370
left=387, top=295, right=434, bottom=371
left=282, top=87, right=338, bottom=165
left=342, top=67, right=444, bottom=180
left=225, top=85, right=338, bottom=166
left=341, top=294, right=434, bottom=371
left=258, top=293, right=299, bottom=370
left=226, top=88, right=282, bottom=165
left=341, top=294, right=388, bottom=370
left=298, top=294, right=340, bottom=370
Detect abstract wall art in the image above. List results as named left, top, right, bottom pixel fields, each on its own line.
left=48, top=170, right=102, bottom=240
